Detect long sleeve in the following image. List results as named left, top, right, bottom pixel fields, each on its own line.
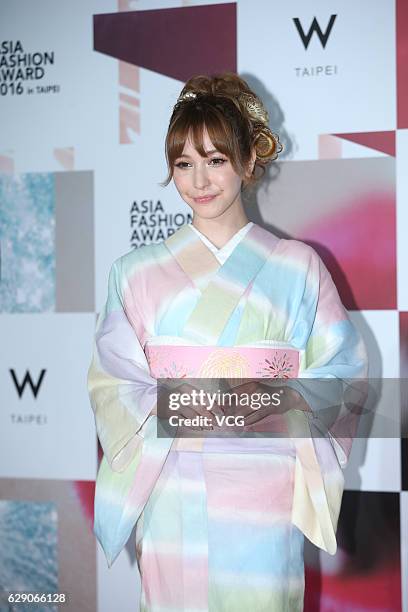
left=284, top=246, right=368, bottom=555
left=300, top=249, right=368, bottom=378
left=87, top=256, right=157, bottom=473
left=296, top=249, right=369, bottom=466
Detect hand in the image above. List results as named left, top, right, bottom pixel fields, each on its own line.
left=159, top=381, right=224, bottom=433
left=223, top=380, right=311, bottom=429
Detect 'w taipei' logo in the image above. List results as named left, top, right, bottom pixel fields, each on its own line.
left=10, top=369, right=46, bottom=399
left=293, top=15, right=337, bottom=49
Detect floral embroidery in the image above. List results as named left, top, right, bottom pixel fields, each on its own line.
left=145, top=347, right=194, bottom=378
left=256, top=352, right=295, bottom=378
left=156, top=361, right=194, bottom=378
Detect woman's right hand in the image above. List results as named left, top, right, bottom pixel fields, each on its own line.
left=158, top=381, right=224, bottom=432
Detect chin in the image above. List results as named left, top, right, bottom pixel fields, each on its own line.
left=194, top=206, right=230, bottom=219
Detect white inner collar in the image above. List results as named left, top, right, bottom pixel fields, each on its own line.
left=190, top=221, right=253, bottom=264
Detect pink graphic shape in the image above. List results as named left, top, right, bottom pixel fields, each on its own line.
left=118, top=0, right=138, bottom=11
left=332, top=132, right=395, bottom=157
left=301, top=194, right=396, bottom=310
left=0, top=152, right=14, bottom=173
left=318, top=134, right=342, bottom=159
left=119, top=61, right=140, bottom=143
left=53, top=147, right=74, bottom=170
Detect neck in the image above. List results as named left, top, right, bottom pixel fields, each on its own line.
left=192, top=201, right=249, bottom=249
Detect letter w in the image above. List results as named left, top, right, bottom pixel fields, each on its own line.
left=293, top=15, right=337, bottom=49
left=10, top=369, right=46, bottom=398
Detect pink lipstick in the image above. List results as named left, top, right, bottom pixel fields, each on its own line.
left=194, top=195, right=217, bottom=203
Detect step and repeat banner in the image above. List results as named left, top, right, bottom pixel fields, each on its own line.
left=1, top=0, right=407, bottom=610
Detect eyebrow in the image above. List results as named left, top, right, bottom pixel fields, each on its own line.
left=176, top=149, right=221, bottom=159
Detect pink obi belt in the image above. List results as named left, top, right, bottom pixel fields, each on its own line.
left=144, top=343, right=300, bottom=454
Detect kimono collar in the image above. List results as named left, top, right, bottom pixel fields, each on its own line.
left=164, top=222, right=280, bottom=345
left=189, top=221, right=254, bottom=264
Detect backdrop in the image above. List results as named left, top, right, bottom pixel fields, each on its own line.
left=0, top=0, right=407, bottom=610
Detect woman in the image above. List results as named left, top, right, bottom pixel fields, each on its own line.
left=87, top=72, right=368, bottom=611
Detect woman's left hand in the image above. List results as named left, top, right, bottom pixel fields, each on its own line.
left=223, top=380, right=312, bottom=428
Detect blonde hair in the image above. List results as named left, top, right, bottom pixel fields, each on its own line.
left=160, top=71, right=282, bottom=192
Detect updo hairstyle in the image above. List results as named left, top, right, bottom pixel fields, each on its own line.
left=160, top=71, right=283, bottom=192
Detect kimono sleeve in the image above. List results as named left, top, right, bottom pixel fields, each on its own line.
left=296, top=248, right=369, bottom=467
left=281, top=248, right=369, bottom=554
left=87, top=256, right=157, bottom=473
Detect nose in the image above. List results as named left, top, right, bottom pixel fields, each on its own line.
left=193, top=163, right=210, bottom=190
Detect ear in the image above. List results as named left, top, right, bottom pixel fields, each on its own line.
left=251, top=147, right=257, bottom=171
left=244, top=147, right=257, bottom=181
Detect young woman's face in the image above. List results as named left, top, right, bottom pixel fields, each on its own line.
left=172, top=126, right=250, bottom=220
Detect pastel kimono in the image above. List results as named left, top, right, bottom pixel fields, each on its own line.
left=87, top=222, right=368, bottom=611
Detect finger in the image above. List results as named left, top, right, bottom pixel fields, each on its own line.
left=236, top=405, right=259, bottom=418
left=208, top=403, right=224, bottom=417
left=244, top=407, right=271, bottom=426
left=174, top=386, right=210, bottom=419
left=180, top=407, right=213, bottom=430
left=234, top=381, right=258, bottom=397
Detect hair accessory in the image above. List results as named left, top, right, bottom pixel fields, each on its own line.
left=176, top=91, right=197, bottom=103
left=176, top=90, right=268, bottom=124
left=174, top=90, right=283, bottom=161
left=254, top=129, right=283, bottom=161
left=238, top=92, right=269, bottom=126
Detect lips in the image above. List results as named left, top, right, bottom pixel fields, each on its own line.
left=193, top=195, right=217, bottom=203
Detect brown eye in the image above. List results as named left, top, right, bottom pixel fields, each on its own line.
left=174, top=161, right=190, bottom=169
left=210, top=158, right=227, bottom=166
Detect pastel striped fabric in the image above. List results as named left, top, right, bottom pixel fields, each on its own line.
left=87, top=222, right=368, bottom=610
left=136, top=446, right=304, bottom=611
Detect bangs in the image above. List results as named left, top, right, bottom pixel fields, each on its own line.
left=161, top=100, right=247, bottom=187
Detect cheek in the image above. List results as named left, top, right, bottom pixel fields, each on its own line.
left=219, top=169, right=243, bottom=190
left=173, top=173, right=188, bottom=191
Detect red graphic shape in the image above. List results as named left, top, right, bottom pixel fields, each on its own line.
left=332, top=131, right=396, bottom=156
left=302, top=194, right=396, bottom=310
left=93, top=4, right=236, bottom=82
left=73, top=481, right=96, bottom=526
left=397, top=0, right=408, bottom=128
left=305, top=560, right=402, bottom=611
